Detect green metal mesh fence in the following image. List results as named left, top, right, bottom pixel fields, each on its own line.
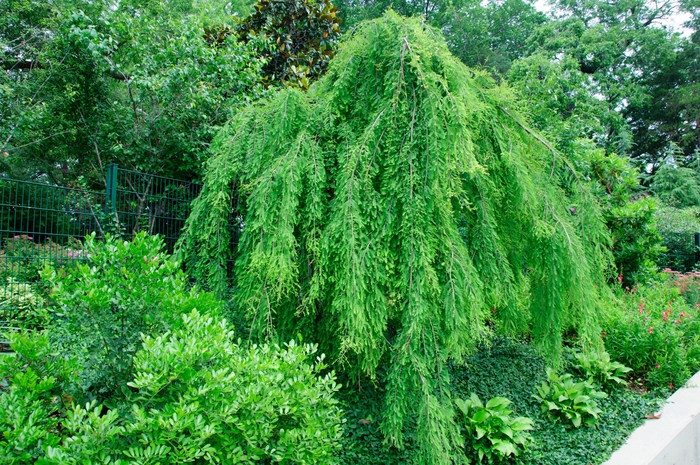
left=0, top=167, right=203, bottom=350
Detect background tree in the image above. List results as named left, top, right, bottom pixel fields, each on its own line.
left=1, top=0, right=264, bottom=185
left=235, top=0, right=343, bottom=89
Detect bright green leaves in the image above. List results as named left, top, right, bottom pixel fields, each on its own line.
left=534, top=369, right=607, bottom=428
left=179, top=11, right=612, bottom=464
left=43, top=232, right=220, bottom=400
left=574, top=351, right=632, bottom=389
left=455, top=393, right=534, bottom=463
left=29, top=310, right=344, bottom=464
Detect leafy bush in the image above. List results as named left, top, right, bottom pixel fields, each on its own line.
left=604, top=279, right=700, bottom=391
left=43, top=232, right=221, bottom=400
left=654, top=206, right=700, bottom=271
left=455, top=393, right=534, bottom=463
left=0, top=279, right=48, bottom=330
left=0, top=332, right=78, bottom=464
left=573, top=351, right=631, bottom=390
left=0, top=236, right=84, bottom=284
left=533, top=369, right=607, bottom=428
left=40, top=310, right=344, bottom=464
left=584, top=150, right=663, bottom=283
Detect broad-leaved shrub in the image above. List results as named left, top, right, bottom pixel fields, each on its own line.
left=0, top=332, right=78, bottom=464
left=40, top=310, right=344, bottom=464
left=42, top=232, right=220, bottom=400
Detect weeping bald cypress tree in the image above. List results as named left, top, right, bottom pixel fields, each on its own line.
left=177, top=12, right=612, bottom=464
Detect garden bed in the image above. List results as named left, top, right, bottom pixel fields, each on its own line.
left=338, top=338, right=661, bottom=465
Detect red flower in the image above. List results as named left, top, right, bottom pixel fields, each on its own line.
left=648, top=326, right=654, bottom=334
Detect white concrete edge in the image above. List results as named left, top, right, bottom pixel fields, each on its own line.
left=602, top=370, right=700, bottom=465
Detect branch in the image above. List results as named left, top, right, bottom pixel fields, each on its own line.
left=2, top=60, right=132, bottom=80
left=2, top=60, right=43, bottom=70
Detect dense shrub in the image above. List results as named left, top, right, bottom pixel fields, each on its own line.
left=0, top=332, right=78, bottom=464
left=584, top=150, right=663, bottom=283
left=42, top=232, right=221, bottom=400
left=604, top=278, right=700, bottom=391
left=654, top=206, right=700, bottom=271
left=1, top=311, right=344, bottom=464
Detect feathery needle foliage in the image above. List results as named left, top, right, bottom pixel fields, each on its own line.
left=177, top=11, right=612, bottom=464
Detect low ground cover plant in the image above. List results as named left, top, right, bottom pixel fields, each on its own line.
left=455, top=393, right=534, bottom=463
left=337, top=338, right=659, bottom=465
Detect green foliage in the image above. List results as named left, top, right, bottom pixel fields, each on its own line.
left=604, top=279, right=700, bottom=391
left=236, top=0, right=342, bottom=89
left=455, top=393, right=534, bottom=463
left=178, top=13, right=613, bottom=463
left=655, top=206, right=700, bottom=271
left=0, top=332, right=78, bottom=465
left=0, top=279, right=48, bottom=330
left=43, top=232, right=220, bottom=400
left=338, top=338, right=660, bottom=465
left=583, top=149, right=663, bottom=282
left=652, top=154, right=700, bottom=208
left=534, top=369, right=607, bottom=428
left=573, top=351, right=631, bottom=390
left=1, top=0, right=266, bottom=183
left=40, top=310, right=344, bottom=464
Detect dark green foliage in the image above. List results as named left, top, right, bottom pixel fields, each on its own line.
left=42, top=232, right=220, bottom=401
left=236, top=0, right=342, bottom=89
left=455, top=393, right=534, bottom=463
left=338, top=338, right=660, bottom=465
left=604, top=279, right=700, bottom=391
left=178, top=13, right=613, bottom=462
left=655, top=206, right=700, bottom=271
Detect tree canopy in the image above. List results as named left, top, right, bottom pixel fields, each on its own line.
left=178, top=12, right=612, bottom=463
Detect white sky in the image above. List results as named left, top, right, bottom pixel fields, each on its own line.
left=533, top=0, right=692, bottom=35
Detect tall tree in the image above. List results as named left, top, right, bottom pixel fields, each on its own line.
left=178, top=12, right=612, bottom=464
left=0, top=0, right=265, bottom=185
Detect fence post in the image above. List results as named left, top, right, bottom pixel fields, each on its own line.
left=695, top=232, right=700, bottom=265
left=105, top=164, right=118, bottom=216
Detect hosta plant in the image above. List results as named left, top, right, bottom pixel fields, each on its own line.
left=534, top=369, right=607, bottom=428
left=574, top=351, right=631, bottom=389
left=455, top=393, right=534, bottom=463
